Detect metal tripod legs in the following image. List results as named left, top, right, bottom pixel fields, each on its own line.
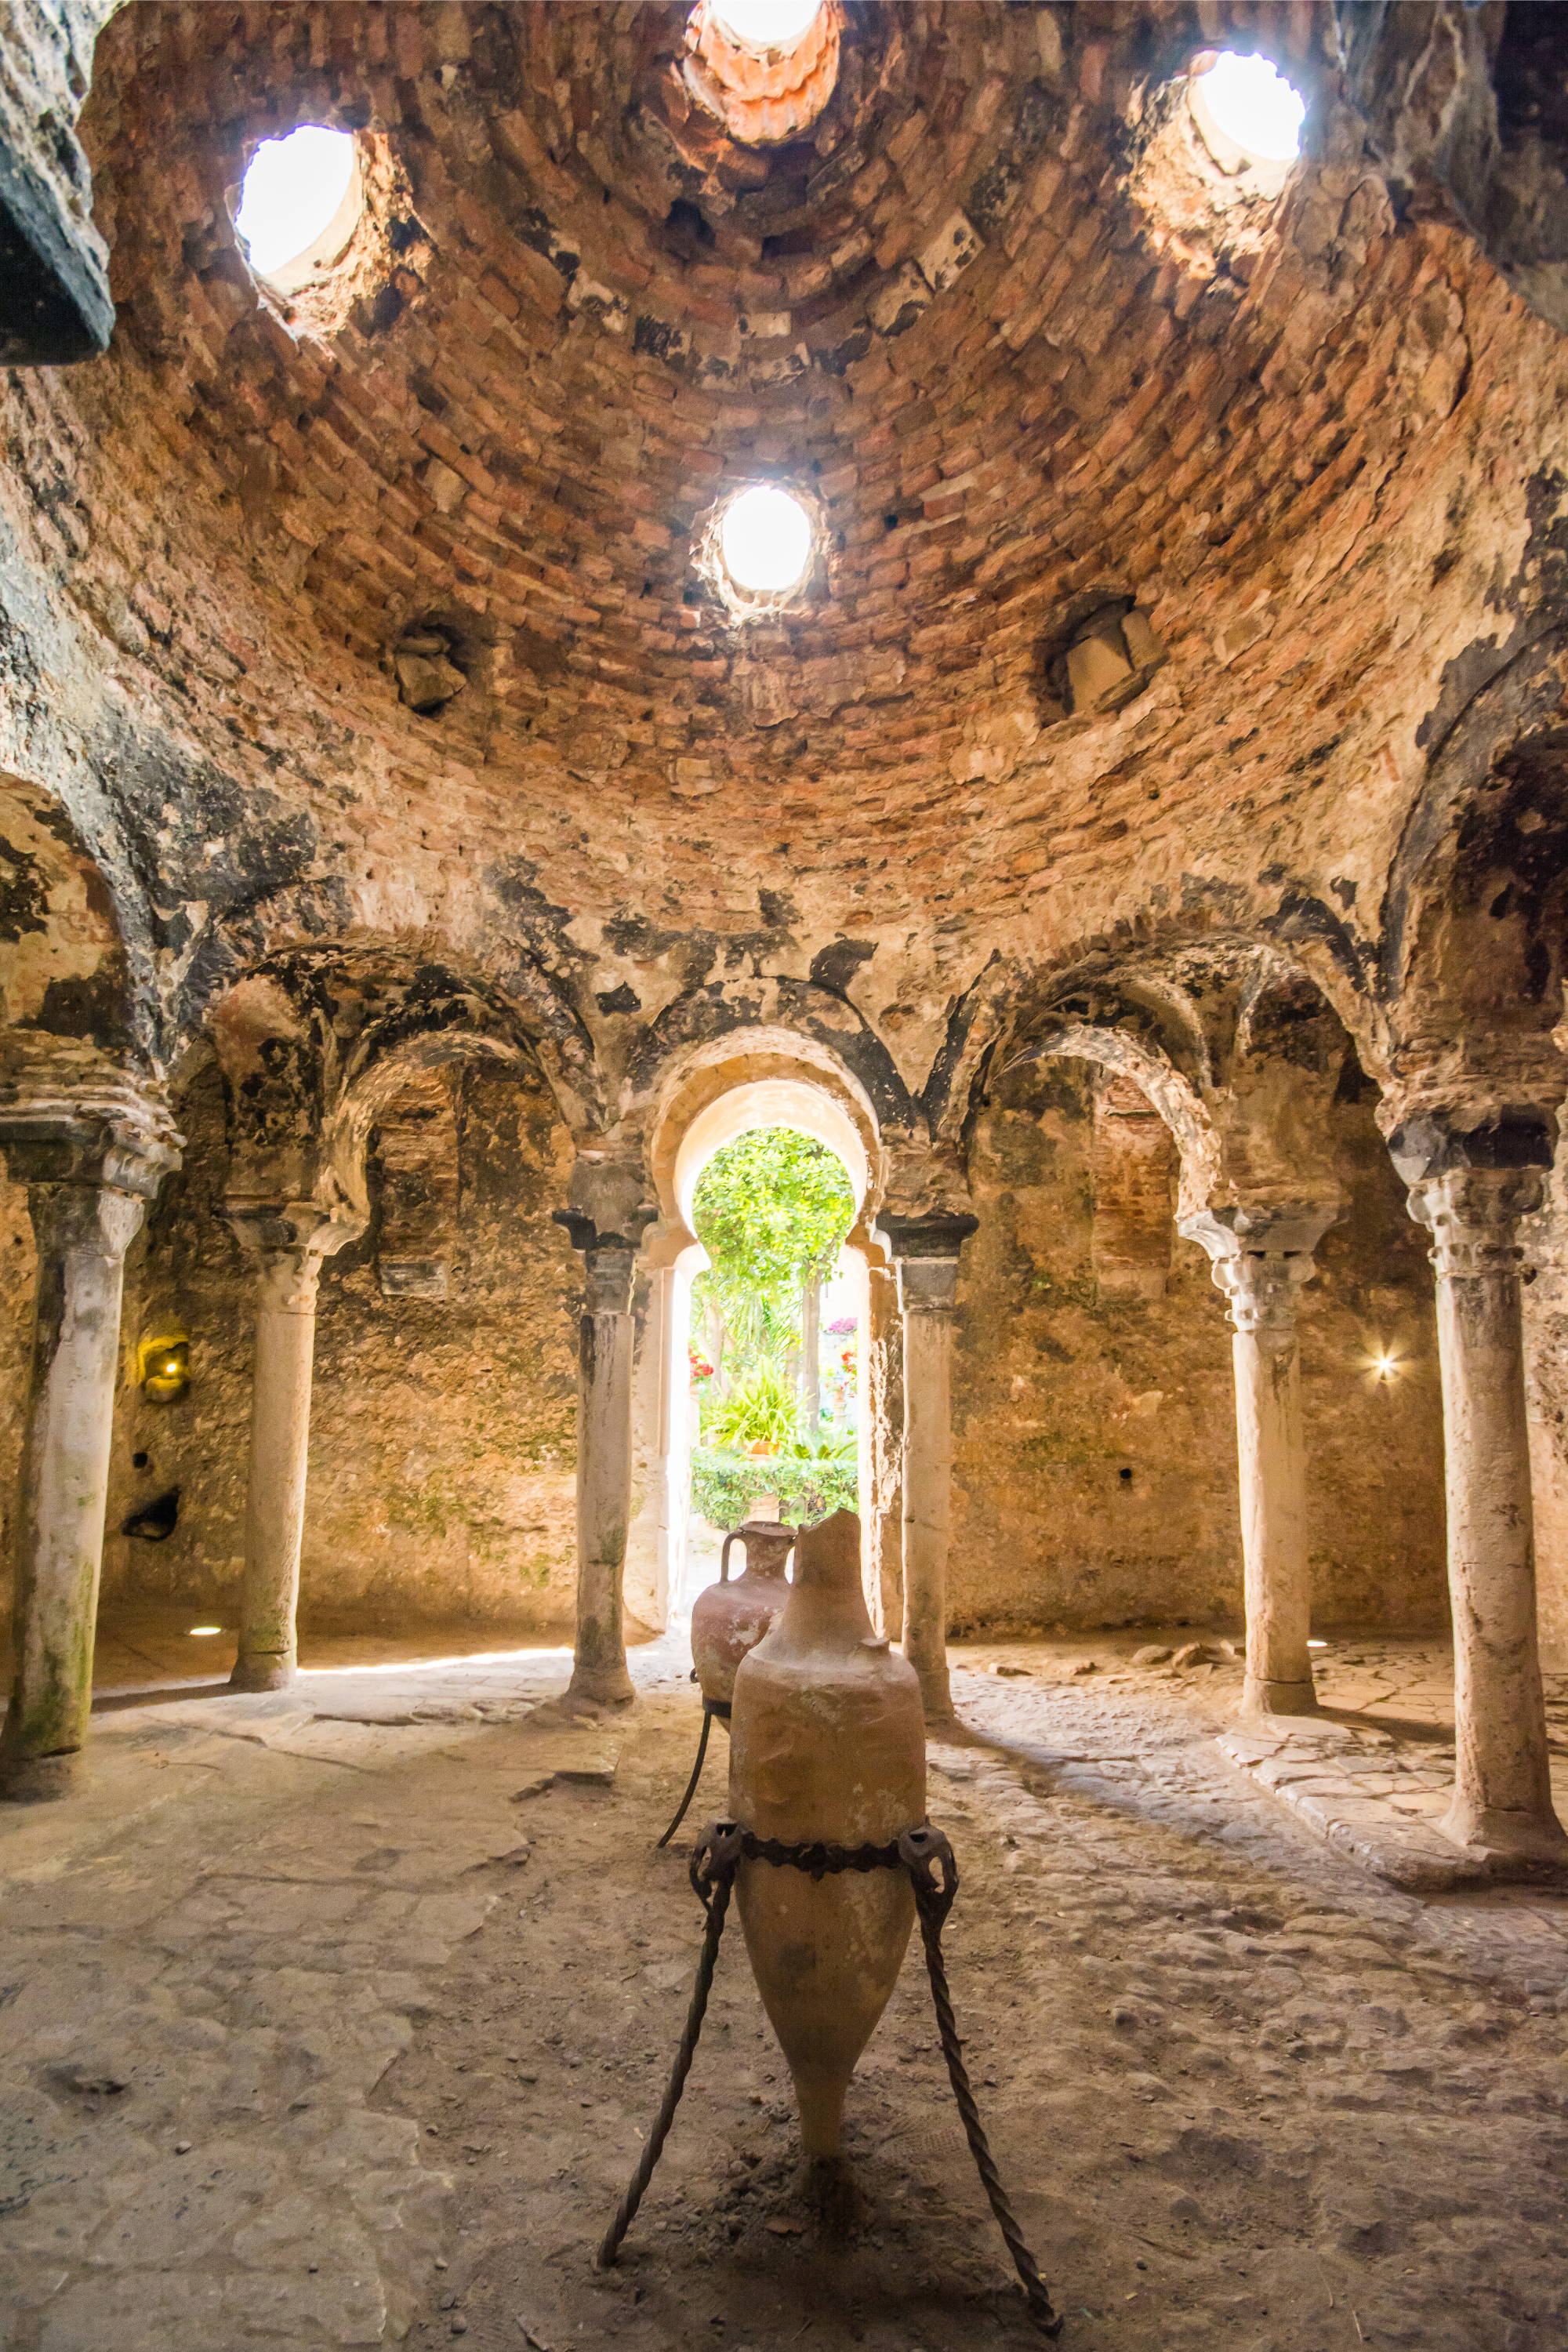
left=657, top=1695, right=731, bottom=1848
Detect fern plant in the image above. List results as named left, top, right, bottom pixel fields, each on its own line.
left=703, top=1359, right=800, bottom=1453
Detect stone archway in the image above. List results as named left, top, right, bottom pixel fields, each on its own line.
left=628, top=1034, right=887, bottom=1632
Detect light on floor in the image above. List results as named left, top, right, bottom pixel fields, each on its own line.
left=236, top=125, right=357, bottom=277
left=1198, top=52, right=1305, bottom=162
left=720, top=484, right=813, bottom=593
left=712, top=0, right=822, bottom=50
left=188, top=1625, right=223, bottom=1637
left=1308, top=1639, right=1329, bottom=1650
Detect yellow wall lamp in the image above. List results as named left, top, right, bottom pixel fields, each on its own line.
left=138, top=1331, right=191, bottom=1402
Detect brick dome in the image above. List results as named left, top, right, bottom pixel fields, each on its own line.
left=0, top=0, right=1555, bottom=1091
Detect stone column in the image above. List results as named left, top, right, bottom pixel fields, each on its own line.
left=0, top=1106, right=179, bottom=1799
left=859, top=1254, right=903, bottom=1640
left=1404, top=1162, right=1566, bottom=1863
left=223, top=1204, right=361, bottom=1693
left=1183, top=1203, right=1339, bottom=1720
left=885, top=1213, right=976, bottom=1730
left=555, top=1214, right=644, bottom=1708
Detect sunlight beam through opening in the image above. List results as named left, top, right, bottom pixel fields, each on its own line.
left=1198, top=52, right=1305, bottom=163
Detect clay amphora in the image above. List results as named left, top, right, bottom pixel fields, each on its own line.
left=691, top=1519, right=794, bottom=1708
left=729, top=1509, right=925, bottom=2160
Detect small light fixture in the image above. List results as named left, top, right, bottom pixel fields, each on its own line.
left=1363, top=1345, right=1404, bottom=1385
left=1308, top=1639, right=1328, bottom=1650
left=189, top=1626, right=223, bottom=1638
left=137, top=1333, right=191, bottom=1402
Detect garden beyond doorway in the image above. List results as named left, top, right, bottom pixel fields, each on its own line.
left=686, top=1126, right=858, bottom=1534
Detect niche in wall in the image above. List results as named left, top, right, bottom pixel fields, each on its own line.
left=1090, top=1073, right=1175, bottom=1301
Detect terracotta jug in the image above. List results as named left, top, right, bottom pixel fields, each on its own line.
left=691, top=1519, right=794, bottom=1708
left=729, top=1509, right=925, bottom=2161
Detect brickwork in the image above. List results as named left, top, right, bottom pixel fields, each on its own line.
left=0, top=2, right=1566, bottom=1645
left=0, top=2, right=1561, bottom=1108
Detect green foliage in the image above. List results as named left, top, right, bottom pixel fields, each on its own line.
left=689, top=1447, right=858, bottom=1531
left=693, top=1127, right=854, bottom=1303
left=784, top=1429, right=857, bottom=1461
left=704, top=1361, right=800, bottom=1450
left=690, top=1125, right=856, bottom=1449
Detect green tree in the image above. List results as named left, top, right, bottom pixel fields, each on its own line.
left=690, top=1127, right=854, bottom=1439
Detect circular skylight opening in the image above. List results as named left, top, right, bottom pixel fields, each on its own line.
left=1196, top=53, right=1305, bottom=164
left=236, top=125, right=360, bottom=290
left=720, top=485, right=813, bottom=594
left=712, top=0, right=822, bottom=51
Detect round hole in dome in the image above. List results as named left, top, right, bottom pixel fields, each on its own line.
left=711, top=0, right=822, bottom=51
left=236, top=125, right=361, bottom=290
left=1195, top=52, right=1305, bottom=164
left=720, top=485, right=814, bottom=595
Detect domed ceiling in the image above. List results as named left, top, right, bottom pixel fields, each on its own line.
left=2, top=0, right=1566, bottom=1096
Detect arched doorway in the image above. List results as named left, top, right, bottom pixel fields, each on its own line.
left=629, top=1040, right=886, bottom=1633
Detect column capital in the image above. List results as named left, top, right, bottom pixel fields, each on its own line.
left=220, top=1200, right=365, bottom=1312
left=554, top=1207, right=652, bottom=1315
left=1406, top=1163, right=1545, bottom=1277
left=556, top=1146, right=658, bottom=1258
left=0, top=1085, right=182, bottom=1201
left=1179, top=1200, right=1341, bottom=1336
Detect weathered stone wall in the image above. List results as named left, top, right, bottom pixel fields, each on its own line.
left=86, top=1057, right=583, bottom=1637
left=949, top=1059, right=1449, bottom=1637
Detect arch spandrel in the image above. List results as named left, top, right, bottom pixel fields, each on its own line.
left=0, top=773, right=140, bottom=1091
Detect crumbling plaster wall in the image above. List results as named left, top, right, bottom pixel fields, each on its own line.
left=88, top=1056, right=582, bottom=1636
left=949, top=1058, right=1449, bottom=1637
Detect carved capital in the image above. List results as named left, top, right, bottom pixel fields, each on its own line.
left=0, top=1084, right=182, bottom=1203
left=1179, top=1199, right=1340, bottom=1338
left=24, top=1178, right=147, bottom=1268
left=554, top=1173, right=653, bottom=1320
left=1212, top=1250, right=1316, bottom=1336
left=1406, top=1164, right=1545, bottom=1278
left=221, top=1200, right=365, bottom=1314
left=556, top=1150, right=657, bottom=1257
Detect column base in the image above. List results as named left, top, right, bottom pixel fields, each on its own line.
left=565, top=1664, right=636, bottom=1710
left=1441, top=1796, right=1568, bottom=1871
left=0, top=1747, right=85, bottom=1802
left=924, top=1711, right=982, bottom=1746
left=1240, top=1675, right=1320, bottom=1721
left=229, top=1653, right=296, bottom=1694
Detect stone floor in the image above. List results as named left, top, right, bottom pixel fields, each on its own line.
left=2, top=1627, right=1566, bottom=2350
